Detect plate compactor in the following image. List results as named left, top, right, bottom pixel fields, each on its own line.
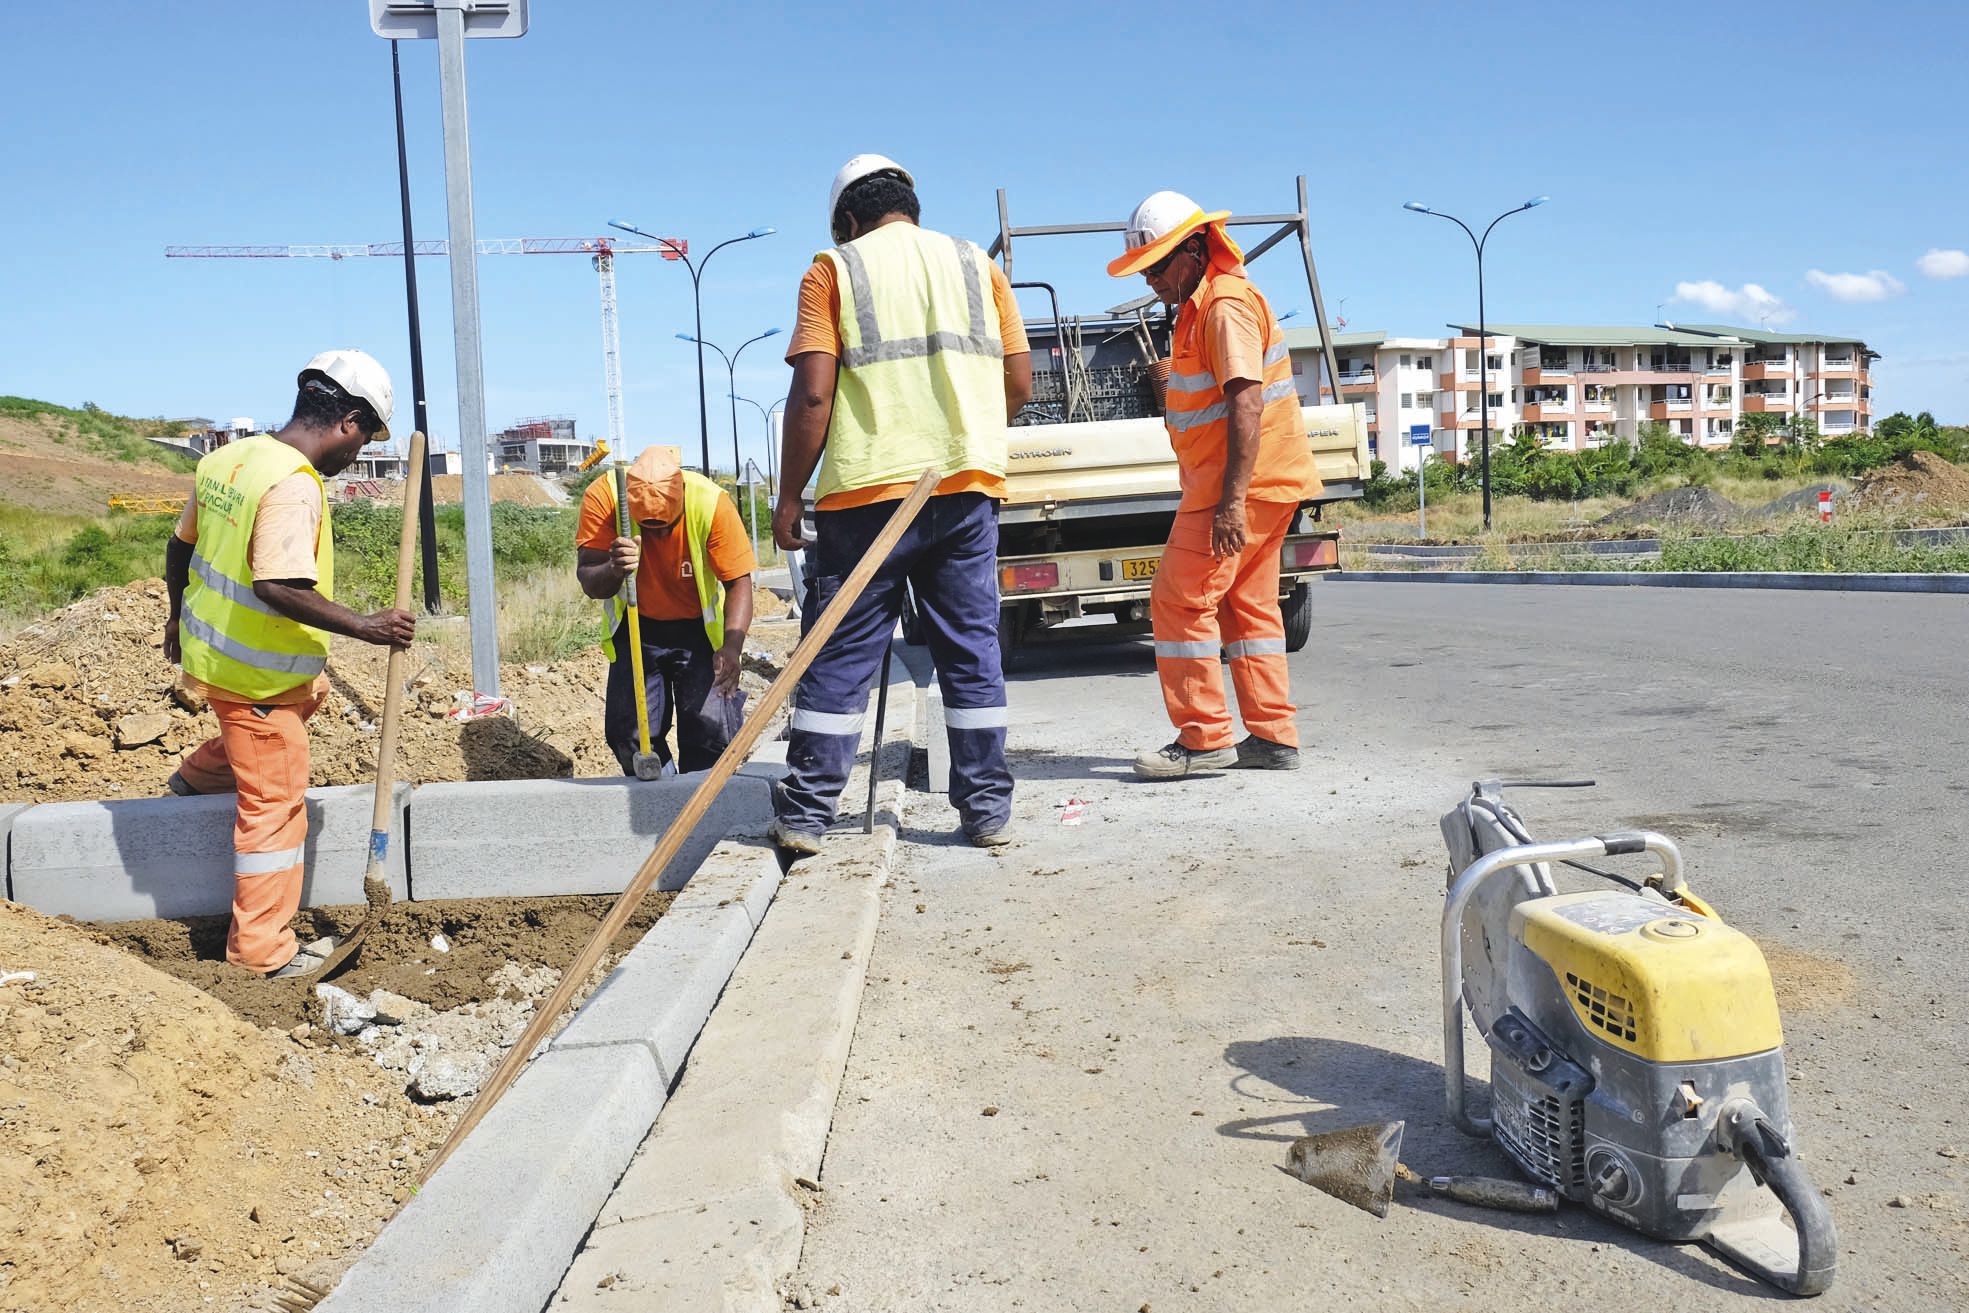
left=1439, top=781, right=1836, bottom=1297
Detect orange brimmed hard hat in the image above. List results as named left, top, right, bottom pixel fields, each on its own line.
left=626, top=445, right=685, bottom=525
left=1107, top=190, right=1231, bottom=277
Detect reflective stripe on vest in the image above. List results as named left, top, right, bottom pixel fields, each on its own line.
left=1162, top=269, right=1321, bottom=512
left=601, top=471, right=730, bottom=659
left=814, top=223, right=1008, bottom=502
left=179, top=435, right=333, bottom=700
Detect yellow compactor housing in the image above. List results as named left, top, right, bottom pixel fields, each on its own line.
left=1511, top=892, right=1784, bottom=1064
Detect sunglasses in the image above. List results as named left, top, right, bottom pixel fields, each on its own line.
left=1146, top=242, right=1194, bottom=279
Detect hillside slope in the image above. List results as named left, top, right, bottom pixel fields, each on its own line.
left=0, top=397, right=196, bottom=516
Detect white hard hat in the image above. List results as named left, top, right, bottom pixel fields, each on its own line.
left=1107, top=190, right=1230, bottom=277
left=299, top=348, right=394, bottom=436
left=829, top=153, right=914, bottom=241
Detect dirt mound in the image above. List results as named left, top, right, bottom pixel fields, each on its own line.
left=1594, top=486, right=1741, bottom=530
left=96, top=890, right=676, bottom=1033
left=1754, top=482, right=1847, bottom=518
left=0, top=409, right=195, bottom=516
left=0, top=582, right=618, bottom=803
left=1848, top=451, right=1969, bottom=516
left=425, top=473, right=561, bottom=507
left=0, top=899, right=450, bottom=1313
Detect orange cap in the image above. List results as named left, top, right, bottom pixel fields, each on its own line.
left=626, top=445, right=684, bottom=526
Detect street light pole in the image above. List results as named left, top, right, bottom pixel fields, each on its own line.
left=608, top=221, right=775, bottom=476
left=681, top=328, right=781, bottom=479
left=1403, top=196, right=1548, bottom=532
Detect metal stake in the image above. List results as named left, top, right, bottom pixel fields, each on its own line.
left=864, top=644, right=894, bottom=834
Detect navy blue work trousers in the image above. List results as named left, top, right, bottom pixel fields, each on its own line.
left=604, top=617, right=734, bottom=775
left=776, top=491, right=1012, bottom=837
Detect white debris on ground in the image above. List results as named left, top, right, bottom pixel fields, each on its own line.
left=315, top=962, right=561, bottom=1104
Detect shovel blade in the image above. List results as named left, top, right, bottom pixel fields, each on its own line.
left=1285, top=1121, right=1405, bottom=1218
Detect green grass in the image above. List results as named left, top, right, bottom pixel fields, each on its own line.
left=1652, top=525, right=1969, bottom=574
left=0, top=512, right=180, bottom=633
left=0, top=396, right=198, bottom=471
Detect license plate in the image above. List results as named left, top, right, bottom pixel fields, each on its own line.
left=1120, top=556, right=1159, bottom=581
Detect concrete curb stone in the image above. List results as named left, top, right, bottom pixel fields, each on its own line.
left=8, top=783, right=411, bottom=921
left=406, top=774, right=767, bottom=900
left=0, top=803, right=29, bottom=901
left=1331, top=569, right=1969, bottom=593
left=314, top=1045, right=665, bottom=1313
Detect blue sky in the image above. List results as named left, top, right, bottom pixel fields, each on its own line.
left=3, top=0, right=1964, bottom=471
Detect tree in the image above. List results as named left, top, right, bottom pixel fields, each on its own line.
left=1735, top=412, right=1784, bottom=455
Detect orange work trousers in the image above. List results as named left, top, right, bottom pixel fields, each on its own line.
left=1149, top=499, right=1299, bottom=752
left=176, top=691, right=322, bottom=974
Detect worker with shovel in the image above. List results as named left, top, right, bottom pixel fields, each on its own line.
left=768, top=154, right=1032, bottom=856
left=576, top=445, right=755, bottom=776
left=163, top=351, right=415, bottom=979
left=1107, top=191, right=1321, bottom=779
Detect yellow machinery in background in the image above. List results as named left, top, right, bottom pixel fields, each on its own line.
left=107, top=494, right=189, bottom=515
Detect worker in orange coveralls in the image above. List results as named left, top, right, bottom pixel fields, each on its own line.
left=1107, top=192, right=1321, bottom=779
left=163, top=351, right=416, bottom=977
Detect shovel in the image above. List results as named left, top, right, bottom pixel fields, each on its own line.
left=317, top=429, right=427, bottom=982
left=1284, top=1121, right=1556, bottom=1218
left=613, top=460, right=663, bottom=781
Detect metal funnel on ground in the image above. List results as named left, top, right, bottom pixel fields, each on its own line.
left=1284, top=1121, right=1404, bottom=1218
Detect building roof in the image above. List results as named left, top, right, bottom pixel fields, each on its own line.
left=1669, top=322, right=1870, bottom=348
left=1283, top=328, right=1387, bottom=351
left=1448, top=323, right=1741, bottom=347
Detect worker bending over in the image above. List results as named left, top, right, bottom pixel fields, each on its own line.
left=770, top=153, right=1032, bottom=855
left=1108, top=192, right=1321, bottom=778
left=576, top=445, right=755, bottom=774
left=164, top=351, right=416, bottom=978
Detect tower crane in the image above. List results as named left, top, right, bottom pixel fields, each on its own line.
left=164, top=236, right=687, bottom=466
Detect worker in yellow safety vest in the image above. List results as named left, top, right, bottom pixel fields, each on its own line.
left=163, top=351, right=417, bottom=978
left=768, top=154, right=1033, bottom=856
left=575, top=445, right=756, bottom=774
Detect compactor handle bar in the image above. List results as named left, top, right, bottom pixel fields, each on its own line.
left=1442, top=831, right=1684, bottom=1137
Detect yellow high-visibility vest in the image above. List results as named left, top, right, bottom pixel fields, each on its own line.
left=814, top=222, right=1006, bottom=501
left=602, top=470, right=728, bottom=658
left=180, top=435, right=334, bottom=700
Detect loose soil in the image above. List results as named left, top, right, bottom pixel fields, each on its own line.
left=0, top=411, right=192, bottom=516
left=424, top=472, right=563, bottom=507
left=0, top=581, right=618, bottom=802
left=1594, top=485, right=1742, bottom=530
left=0, top=900, right=452, bottom=1313
left=94, top=890, right=676, bottom=1033
left=1847, top=450, right=1969, bottom=516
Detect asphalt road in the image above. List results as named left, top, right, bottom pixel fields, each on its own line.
left=793, top=582, right=1968, bottom=1312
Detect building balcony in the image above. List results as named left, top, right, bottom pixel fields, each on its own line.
left=1648, top=400, right=1695, bottom=419
left=1534, top=361, right=1574, bottom=375
left=1810, top=364, right=1861, bottom=379
left=1741, top=361, right=1791, bottom=381
left=1704, top=361, right=1734, bottom=374
left=1740, top=394, right=1791, bottom=413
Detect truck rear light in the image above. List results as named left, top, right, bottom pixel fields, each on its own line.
left=1000, top=562, right=1060, bottom=593
left=1286, top=539, right=1338, bottom=568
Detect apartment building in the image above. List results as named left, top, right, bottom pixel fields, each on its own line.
left=1288, top=323, right=1875, bottom=469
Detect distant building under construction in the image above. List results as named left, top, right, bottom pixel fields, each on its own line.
left=495, top=416, right=596, bottom=475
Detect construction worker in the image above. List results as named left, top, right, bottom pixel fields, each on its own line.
left=163, top=351, right=415, bottom=978
left=575, top=445, right=756, bottom=774
left=1107, top=191, right=1321, bottom=778
left=769, top=153, right=1032, bottom=855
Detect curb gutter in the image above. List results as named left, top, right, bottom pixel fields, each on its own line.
left=1331, top=569, right=1969, bottom=594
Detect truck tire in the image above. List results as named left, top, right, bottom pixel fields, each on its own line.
left=1282, top=582, right=1313, bottom=653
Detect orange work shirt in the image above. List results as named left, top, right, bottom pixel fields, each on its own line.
left=576, top=477, right=757, bottom=622
left=786, top=254, right=1031, bottom=511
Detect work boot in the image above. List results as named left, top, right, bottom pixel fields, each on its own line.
left=1133, top=741, right=1238, bottom=779
left=165, top=770, right=200, bottom=797
left=1234, top=735, right=1301, bottom=771
left=768, top=817, right=824, bottom=861
left=264, top=937, right=338, bottom=980
left=967, top=823, right=1015, bottom=849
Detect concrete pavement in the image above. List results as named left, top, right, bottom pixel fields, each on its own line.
left=792, top=582, right=1969, bottom=1311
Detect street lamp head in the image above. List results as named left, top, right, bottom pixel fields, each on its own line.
left=761, top=326, right=783, bottom=338
left=676, top=332, right=699, bottom=343
left=1277, top=309, right=1301, bottom=322
left=1523, top=196, right=1550, bottom=209
left=748, top=227, right=777, bottom=239
left=1402, top=202, right=1431, bottom=213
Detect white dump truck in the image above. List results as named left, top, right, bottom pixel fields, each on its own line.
left=956, top=175, right=1368, bottom=660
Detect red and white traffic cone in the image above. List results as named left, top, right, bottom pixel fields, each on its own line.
left=1818, top=490, right=1833, bottom=524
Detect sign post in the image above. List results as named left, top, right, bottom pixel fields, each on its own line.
left=371, top=0, right=528, bottom=697
left=1409, top=424, right=1433, bottom=540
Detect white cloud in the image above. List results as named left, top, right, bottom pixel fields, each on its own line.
left=1917, top=248, right=1969, bottom=279
left=1670, top=280, right=1795, bottom=324
left=1804, top=268, right=1906, bottom=302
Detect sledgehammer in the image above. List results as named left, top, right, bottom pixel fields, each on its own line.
left=613, top=460, right=663, bottom=780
